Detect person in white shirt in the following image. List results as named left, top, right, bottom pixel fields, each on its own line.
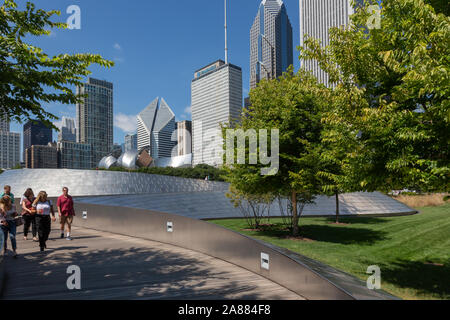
left=32, top=191, right=56, bottom=252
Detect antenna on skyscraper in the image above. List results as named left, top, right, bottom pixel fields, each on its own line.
left=224, top=0, right=228, bottom=64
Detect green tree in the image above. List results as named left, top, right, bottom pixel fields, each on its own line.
left=0, top=0, right=114, bottom=127
left=301, top=0, right=450, bottom=193
left=223, top=69, right=328, bottom=236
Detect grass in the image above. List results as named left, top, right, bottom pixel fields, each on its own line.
left=210, top=204, right=450, bottom=300
left=394, top=193, right=449, bottom=208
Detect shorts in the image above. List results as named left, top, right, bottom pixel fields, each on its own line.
left=60, top=215, right=74, bottom=226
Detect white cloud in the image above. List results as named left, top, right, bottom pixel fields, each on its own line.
left=113, top=43, right=122, bottom=50
left=184, top=106, right=192, bottom=115
left=114, top=113, right=137, bottom=133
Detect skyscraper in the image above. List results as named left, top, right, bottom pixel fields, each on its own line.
left=299, top=0, right=364, bottom=86
left=0, top=112, right=8, bottom=132
left=137, top=97, right=176, bottom=159
left=191, top=60, right=243, bottom=166
left=25, top=144, right=58, bottom=169
left=0, top=131, right=20, bottom=169
left=250, top=0, right=293, bottom=89
left=58, top=117, right=76, bottom=142
left=124, top=133, right=138, bottom=152
left=23, top=120, right=53, bottom=159
left=76, top=77, right=113, bottom=168
left=57, top=141, right=92, bottom=170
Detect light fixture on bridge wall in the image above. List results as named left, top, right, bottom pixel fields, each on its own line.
left=167, top=222, right=173, bottom=233
left=261, top=253, right=270, bottom=271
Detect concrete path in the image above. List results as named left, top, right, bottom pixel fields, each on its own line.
left=1, top=226, right=303, bottom=300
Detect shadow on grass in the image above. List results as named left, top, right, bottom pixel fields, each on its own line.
left=254, top=224, right=388, bottom=245
left=324, top=216, right=390, bottom=225
left=379, top=260, right=450, bottom=299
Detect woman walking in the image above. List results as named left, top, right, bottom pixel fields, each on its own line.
left=21, top=188, right=38, bottom=242
left=33, top=191, right=56, bottom=252
left=0, top=195, right=18, bottom=258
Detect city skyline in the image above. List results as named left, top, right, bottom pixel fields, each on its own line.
left=9, top=0, right=302, bottom=147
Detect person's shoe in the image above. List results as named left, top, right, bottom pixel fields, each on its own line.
left=24, top=236, right=28, bottom=241
left=40, top=247, right=44, bottom=252
left=33, top=237, right=38, bottom=242
left=66, top=237, right=73, bottom=241
left=13, top=251, right=18, bottom=258
left=44, top=243, right=47, bottom=249
left=60, top=233, right=64, bottom=239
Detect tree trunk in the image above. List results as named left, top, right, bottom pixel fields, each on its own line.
left=335, top=191, right=340, bottom=224
left=292, top=190, right=299, bottom=236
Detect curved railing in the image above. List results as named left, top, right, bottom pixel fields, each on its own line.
left=73, top=201, right=398, bottom=300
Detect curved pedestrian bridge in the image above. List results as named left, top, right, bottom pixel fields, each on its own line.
left=1, top=227, right=303, bottom=300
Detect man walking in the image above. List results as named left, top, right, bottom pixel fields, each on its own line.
left=57, top=187, right=75, bottom=241
left=1, top=185, right=14, bottom=204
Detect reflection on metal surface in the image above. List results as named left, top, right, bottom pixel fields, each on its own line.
left=154, top=154, right=192, bottom=168
left=98, top=156, right=117, bottom=169
left=117, top=151, right=138, bottom=169
left=0, top=169, right=228, bottom=198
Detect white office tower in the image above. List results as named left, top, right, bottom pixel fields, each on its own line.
left=58, top=117, right=76, bottom=142
left=137, top=97, right=176, bottom=159
left=250, top=0, right=293, bottom=89
left=191, top=60, right=243, bottom=167
left=299, top=0, right=363, bottom=86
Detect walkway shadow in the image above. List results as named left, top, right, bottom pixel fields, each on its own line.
left=2, top=244, right=294, bottom=300
left=324, top=216, right=390, bottom=225
left=379, top=260, right=450, bottom=299
left=257, top=224, right=387, bottom=245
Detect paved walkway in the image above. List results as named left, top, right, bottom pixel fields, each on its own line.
left=1, top=227, right=303, bottom=300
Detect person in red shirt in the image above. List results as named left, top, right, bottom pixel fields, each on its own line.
left=57, top=187, right=75, bottom=241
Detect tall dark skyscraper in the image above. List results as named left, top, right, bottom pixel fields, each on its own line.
left=250, top=0, right=293, bottom=89
left=76, top=77, right=114, bottom=168
left=23, top=120, right=52, bottom=158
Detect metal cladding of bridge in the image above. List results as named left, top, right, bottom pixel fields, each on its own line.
left=0, top=169, right=409, bottom=300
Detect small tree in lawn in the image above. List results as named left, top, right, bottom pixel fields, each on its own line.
left=0, top=0, right=114, bottom=127
left=223, top=68, right=327, bottom=237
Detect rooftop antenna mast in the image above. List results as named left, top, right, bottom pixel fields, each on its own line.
left=224, top=0, right=228, bottom=64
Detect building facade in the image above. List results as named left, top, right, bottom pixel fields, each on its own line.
left=250, top=0, right=293, bottom=89
left=0, top=112, right=8, bottom=132
left=0, top=131, right=20, bottom=169
left=177, top=121, right=192, bottom=156
left=23, top=120, right=52, bottom=159
left=76, top=77, right=114, bottom=168
left=58, top=117, right=76, bottom=142
left=191, top=60, right=242, bottom=167
left=299, top=0, right=363, bottom=86
left=124, top=133, right=138, bottom=152
left=137, top=97, right=176, bottom=159
left=25, top=144, right=58, bottom=169
left=57, top=141, right=92, bottom=170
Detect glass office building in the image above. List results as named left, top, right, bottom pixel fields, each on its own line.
left=57, top=141, right=92, bottom=170
left=250, top=0, right=293, bottom=89
left=76, top=78, right=114, bottom=168
left=23, top=120, right=53, bottom=160
left=137, top=97, right=176, bottom=159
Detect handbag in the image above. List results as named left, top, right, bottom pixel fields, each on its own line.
left=14, top=215, right=24, bottom=227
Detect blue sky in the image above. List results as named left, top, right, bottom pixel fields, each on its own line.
left=10, top=0, right=301, bottom=146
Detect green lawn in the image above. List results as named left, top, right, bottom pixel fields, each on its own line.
left=210, top=204, right=450, bottom=300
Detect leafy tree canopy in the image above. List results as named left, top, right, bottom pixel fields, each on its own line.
left=0, top=0, right=114, bottom=128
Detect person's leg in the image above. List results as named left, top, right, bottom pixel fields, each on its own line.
left=9, top=221, right=17, bottom=254
left=36, top=216, right=45, bottom=250
left=31, top=215, right=37, bottom=239
left=23, top=215, right=31, bottom=239
left=44, top=216, right=51, bottom=245
left=66, top=216, right=73, bottom=239
left=0, top=226, right=4, bottom=255
left=60, top=216, right=66, bottom=238
left=3, top=225, right=7, bottom=251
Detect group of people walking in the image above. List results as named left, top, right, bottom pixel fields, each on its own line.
left=0, top=185, right=76, bottom=256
